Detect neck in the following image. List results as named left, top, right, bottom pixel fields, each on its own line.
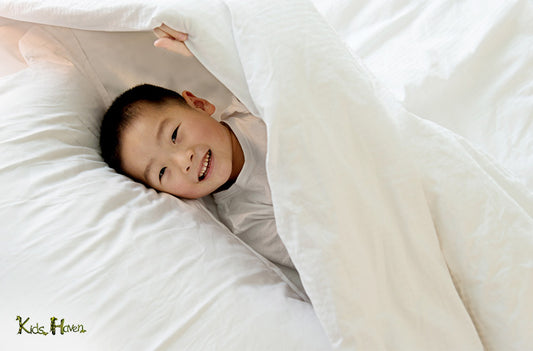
left=226, top=123, right=244, bottom=181
left=215, top=123, right=244, bottom=192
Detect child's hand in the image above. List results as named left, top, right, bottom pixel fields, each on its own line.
left=153, top=24, right=193, bottom=57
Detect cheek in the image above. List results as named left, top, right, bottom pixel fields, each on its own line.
left=164, top=178, right=202, bottom=199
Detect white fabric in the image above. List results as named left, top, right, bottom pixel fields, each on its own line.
left=0, top=0, right=532, bottom=350
left=313, top=0, right=533, bottom=190
left=214, top=102, right=294, bottom=270
left=214, top=102, right=304, bottom=295
left=0, top=23, right=325, bottom=351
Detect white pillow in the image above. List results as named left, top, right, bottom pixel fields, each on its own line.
left=0, top=25, right=329, bottom=350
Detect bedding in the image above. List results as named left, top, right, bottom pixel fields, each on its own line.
left=1, top=0, right=532, bottom=350
left=0, top=25, right=326, bottom=351
left=313, top=0, right=533, bottom=190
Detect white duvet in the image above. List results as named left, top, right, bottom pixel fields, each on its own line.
left=0, top=0, right=532, bottom=350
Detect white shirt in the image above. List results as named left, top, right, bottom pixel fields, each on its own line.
left=213, top=100, right=295, bottom=270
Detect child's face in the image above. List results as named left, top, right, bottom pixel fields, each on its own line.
left=119, top=91, right=236, bottom=199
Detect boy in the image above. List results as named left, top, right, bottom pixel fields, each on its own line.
left=99, top=26, right=296, bottom=276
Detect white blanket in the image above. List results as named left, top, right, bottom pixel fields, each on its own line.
left=1, top=0, right=532, bottom=350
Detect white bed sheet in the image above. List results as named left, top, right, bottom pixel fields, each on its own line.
left=1, top=0, right=531, bottom=350
left=314, top=0, right=533, bottom=189
left=0, top=16, right=328, bottom=351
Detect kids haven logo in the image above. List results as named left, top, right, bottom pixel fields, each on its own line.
left=16, top=316, right=87, bottom=335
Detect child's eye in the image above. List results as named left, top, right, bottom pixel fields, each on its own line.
left=159, top=167, right=166, bottom=181
left=171, top=126, right=179, bottom=143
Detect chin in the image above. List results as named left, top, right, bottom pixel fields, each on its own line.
left=181, top=188, right=215, bottom=200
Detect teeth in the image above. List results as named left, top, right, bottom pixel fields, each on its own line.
left=199, top=151, right=211, bottom=179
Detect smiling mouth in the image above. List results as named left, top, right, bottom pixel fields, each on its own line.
left=198, top=150, right=212, bottom=181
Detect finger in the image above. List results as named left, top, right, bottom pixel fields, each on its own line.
left=159, top=23, right=188, bottom=41
left=153, top=25, right=188, bottom=42
left=154, top=38, right=193, bottom=57
left=153, top=26, right=172, bottom=39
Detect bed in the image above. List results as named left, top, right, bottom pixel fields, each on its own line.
left=1, top=0, right=531, bottom=350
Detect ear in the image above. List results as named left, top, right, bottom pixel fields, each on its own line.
left=182, top=90, right=216, bottom=116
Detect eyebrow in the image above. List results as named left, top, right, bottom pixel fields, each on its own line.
left=143, top=118, right=170, bottom=183
left=156, top=118, right=171, bottom=144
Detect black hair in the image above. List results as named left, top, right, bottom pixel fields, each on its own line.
left=99, top=84, right=187, bottom=174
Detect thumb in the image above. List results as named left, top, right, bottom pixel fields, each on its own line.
left=154, top=38, right=193, bottom=57
left=154, top=37, right=172, bottom=49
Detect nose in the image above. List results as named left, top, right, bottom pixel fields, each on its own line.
left=172, top=147, right=194, bottom=174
